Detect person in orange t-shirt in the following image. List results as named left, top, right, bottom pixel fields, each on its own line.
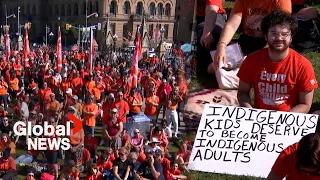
left=0, top=76, right=9, bottom=110
left=85, top=75, right=96, bottom=95
left=0, top=148, right=16, bottom=179
left=145, top=88, right=159, bottom=126
left=83, top=95, right=98, bottom=136
left=237, top=10, right=318, bottom=113
left=114, top=92, right=129, bottom=125
left=214, top=0, right=292, bottom=70
left=267, top=133, right=320, bottom=180
left=92, top=81, right=102, bottom=103
left=39, top=82, right=52, bottom=113
left=71, top=72, right=83, bottom=97
left=8, top=74, right=19, bottom=100
left=128, top=88, right=143, bottom=117
left=60, top=76, right=71, bottom=95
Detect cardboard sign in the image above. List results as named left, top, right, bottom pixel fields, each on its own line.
left=187, top=105, right=319, bottom=178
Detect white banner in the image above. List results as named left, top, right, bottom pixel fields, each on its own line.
left=187, top=104, right=319, bottom=178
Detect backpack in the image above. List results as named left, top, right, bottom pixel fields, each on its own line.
left=291, top=18, right=320, bottom=53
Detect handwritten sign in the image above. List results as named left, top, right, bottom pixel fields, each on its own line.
left=187, top=105, right=319, bottom=178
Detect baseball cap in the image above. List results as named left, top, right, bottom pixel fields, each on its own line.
left=66, top=88, right=72, bottom=94
left=155, top=149, right=162, bottom=156
left=134, top=129, right=140, bottom=133
left=111, top=108, right=118, bottom=113
left=72, top=95, right=78, bottom=100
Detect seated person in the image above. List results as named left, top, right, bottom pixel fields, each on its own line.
left=237, top=9, right=318, bottom=113
left=135, top=149, right=165, bottom=180
left=266, top=132, right=320, bottom=180
left=59, top=160, right=80, bottom=180
left=128, top=152, right=141, bottom=178
left=131, top=129, right=144, bottom=153
left=176, top=143, right=191, bottom=170
left=0, top=133, right=16, bottom=154
left=0, top=117, right=13, bottom=137
left=0, top=148, right=16, bottom=180
left=213, top=0, right=291, bottom=72
left=112, top=147, right=132, bottom=180
left=196, top=0, right=226, bottom=77
left=121, top=128, right=131, bottom=149
left=85, top=163, right=103, bottom=180
left=150, top=126, right=168, bottom=149
left=145, top=138, right=162, bottom=153
left=170, top=162, right=187, bottom=180
left=97, top=148, right=115, bottom=172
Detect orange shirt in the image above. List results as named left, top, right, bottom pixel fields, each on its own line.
left=39, top=88, right=52, bottom=104
left=168, top=100, right=178, bottom=110
left=86, top=81, right=96, bottom=94
left=145, top=95, right=160, bottom=116
left=231, top=0, right=291, bottom=37
left=237, top=48, right=318, bottom=111
left=0, top=157, right=16, bottom=171
left=0, top=81, right=8, bottom=95
left=114, top=100, right=129, bottom=123
left=61, top=81, right=71, bottom=93
left=9, top=78, right=19, bottom=91
left=128, top=94, right=142, bottom=113
left=72, top=77, right=83, bottom=94
left=92, top=87, right=101, bottom=101
left=83, top=103, right=98, bottom=127
left=70, top=129, right=84, bottom=145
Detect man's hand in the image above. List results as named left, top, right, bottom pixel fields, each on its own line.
left=200, top=33, right=214, bottom=50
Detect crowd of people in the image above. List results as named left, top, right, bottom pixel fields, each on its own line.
left=0, top=40, right=192, bottom=180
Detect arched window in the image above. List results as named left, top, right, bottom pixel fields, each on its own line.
left=55, top=4, right=59, bottom=16
left=149, top=2, right=155, bottom=16
left=123, top=1, right=130, bottom=15
left=67, top=4, right=72, bottom=16
left=89, top=1, right=93, bottom=14
left=157, top=3, right=163, bottom=16
left=96, top=1, right=99, bottom=14
left=61, top=4, right=66, bottom=16
left=136, top=2, right=143, bottom=15
left=74, top=3, right=79, bottom=16
left=110, top=1, right=117, bottom=14
left=165, top=4, right=171, bottom=16
left=32, top=5, right=36, bottom=16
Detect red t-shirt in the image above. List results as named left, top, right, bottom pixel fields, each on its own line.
left=271, top=143, right=320, bottom=180
left=197, top=0, right=226, bottom=17
left=237, top=48, right=318, bottom=111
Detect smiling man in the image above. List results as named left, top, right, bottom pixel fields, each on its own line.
left=237, top=9, right=318, bottom=113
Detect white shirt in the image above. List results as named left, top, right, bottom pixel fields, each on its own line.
left=20, top=102, right=29, bottom=118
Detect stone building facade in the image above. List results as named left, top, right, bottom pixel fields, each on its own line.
left=1, top=0, right=176, bottom=49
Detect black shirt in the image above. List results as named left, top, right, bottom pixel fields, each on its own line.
left=138, top=161, right=165, bottom=180
left=113, top=158, right=133, bottom=175
left=0, top=123, right=13, bottom=135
